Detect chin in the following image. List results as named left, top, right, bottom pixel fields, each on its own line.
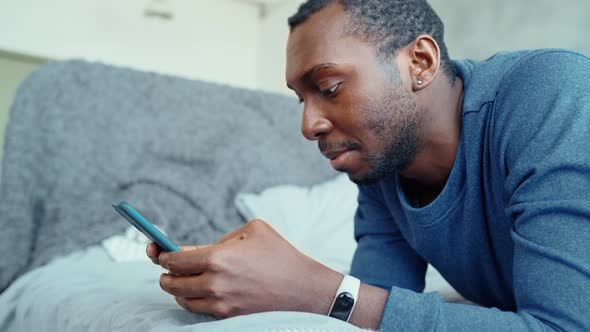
left=345, top=163, right=399, bottom=186
left=348, top=175, right=381, bottom=186
left=345, top=169, right=382, bottom=186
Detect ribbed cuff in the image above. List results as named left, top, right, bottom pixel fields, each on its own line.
left=379, top=287, right=443, bottom=331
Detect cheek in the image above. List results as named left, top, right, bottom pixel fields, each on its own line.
left=354, top=105, right=392, bottom=149
left=359, top=130, right=388, bottom=162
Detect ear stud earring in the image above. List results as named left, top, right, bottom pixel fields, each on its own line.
left=417, top=80, right=423, bottom=86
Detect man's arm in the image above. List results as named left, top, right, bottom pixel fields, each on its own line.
left=346, top=183, right=429, bottom=329
left=351, top=184, right=428, bottom=292
left=376, top=50, right=590, bottom=331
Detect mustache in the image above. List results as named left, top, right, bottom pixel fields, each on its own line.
left=318, top=140, right=362, bottom=154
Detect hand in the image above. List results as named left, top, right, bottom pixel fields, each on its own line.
left=146, top=219, right=343, bottom=319
left=146, top=243, right=204, bottom=265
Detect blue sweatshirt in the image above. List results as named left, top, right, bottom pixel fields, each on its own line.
left=350, top=49, right=590, bottom=331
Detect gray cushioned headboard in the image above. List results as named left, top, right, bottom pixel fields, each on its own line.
left=0, top=60, right=336, bottom=292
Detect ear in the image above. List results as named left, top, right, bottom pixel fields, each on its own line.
left=409, top=34, right=441, bottom=91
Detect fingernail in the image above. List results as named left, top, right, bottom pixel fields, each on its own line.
left=159, top=254, right=168, bottom=269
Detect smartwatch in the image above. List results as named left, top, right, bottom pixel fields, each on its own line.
left=328, top=275, right=360, bottom=322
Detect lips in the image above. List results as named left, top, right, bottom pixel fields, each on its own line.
left=323, top=149, right=357, bottom=171
left=323, top=149, right=351, bottom=160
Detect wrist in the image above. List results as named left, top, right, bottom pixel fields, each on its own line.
left=348, top=283, right=389, bottom=330
left=304, top=260, right=343, bottom=315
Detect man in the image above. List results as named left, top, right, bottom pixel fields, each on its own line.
left=148, top=0, right=590, bottom=330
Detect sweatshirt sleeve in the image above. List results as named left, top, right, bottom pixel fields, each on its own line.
left=379, top=50, right=590, bottom=331
left=350, top=184, right=427, bottom=292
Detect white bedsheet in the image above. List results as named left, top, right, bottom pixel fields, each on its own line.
left=0, top=246, right=372, bottom=332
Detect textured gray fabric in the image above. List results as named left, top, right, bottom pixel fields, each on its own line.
left=0, top=60, right=336, bottom=292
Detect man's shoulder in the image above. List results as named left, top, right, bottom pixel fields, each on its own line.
left=487, top=49, right=590, bottom=168
left=454, top=49, right=590, bottom=112
left=495, top=49, right=590, bottom=94
left=453, top=50, right=532, bottom=112
left=457, top=48, right=589, bottom=77
left=491, top=48, right=590, bottom=116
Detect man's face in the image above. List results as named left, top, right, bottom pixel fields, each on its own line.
left=285, top=4, right=420, bottom=185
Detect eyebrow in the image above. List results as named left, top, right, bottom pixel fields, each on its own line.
left=287, top=63, right=337, bottom=90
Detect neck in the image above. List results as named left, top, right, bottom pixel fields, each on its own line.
left=399, top=75, right=464, bottom=189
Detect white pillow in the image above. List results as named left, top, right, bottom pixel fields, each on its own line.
left=234, top=174, right=464, bottom=302
left=234, top=174, right=358, bottom=274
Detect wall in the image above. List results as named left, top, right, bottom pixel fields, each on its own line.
left=258, top=0, right=304, bottom=95
left=0, top=0, right=260, bottom=88
left=428, top=0, right=590, bottom=60
left=257, top=0, right=590, bottom=96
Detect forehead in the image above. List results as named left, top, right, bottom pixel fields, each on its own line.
left=286, top=4, right=377, bottom=85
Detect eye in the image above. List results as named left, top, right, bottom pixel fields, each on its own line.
left=321, top=83, right=341, bottom=98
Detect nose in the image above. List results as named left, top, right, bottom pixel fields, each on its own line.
left=301, top=102, right=333, bottom=141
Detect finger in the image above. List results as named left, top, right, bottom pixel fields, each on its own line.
left=176, top=297, right=233, bottom=319
left=159, top=245, right=216, bottom=275
left=150, top=244, right=207, bottom=264
left=160, top=273, right=216, bottom=298
left=174, top=297, right=221, bottom=317
left=166, top=245, right=211, bottom=270
left=147, top=242, right=162, bottom=257
left=147, top=242, right=163, bottom=264
left=180, top=245, right=210, bottom=252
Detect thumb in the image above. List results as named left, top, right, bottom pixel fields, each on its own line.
left=180, top=244, right=212, bottom=251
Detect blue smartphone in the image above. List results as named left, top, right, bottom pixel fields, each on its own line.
left=112, top=201, right=181, bottom=252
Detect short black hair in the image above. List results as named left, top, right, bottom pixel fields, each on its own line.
left=288, top=0, right=457, bottom=83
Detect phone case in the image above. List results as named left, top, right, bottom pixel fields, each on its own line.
left=112, top=201, right=181, bottom=252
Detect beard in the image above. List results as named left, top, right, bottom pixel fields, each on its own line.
left=351, top=78, right=421, bottom=186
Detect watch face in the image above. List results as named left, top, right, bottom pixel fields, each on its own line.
left=329, top=292, right=355, bottom=321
